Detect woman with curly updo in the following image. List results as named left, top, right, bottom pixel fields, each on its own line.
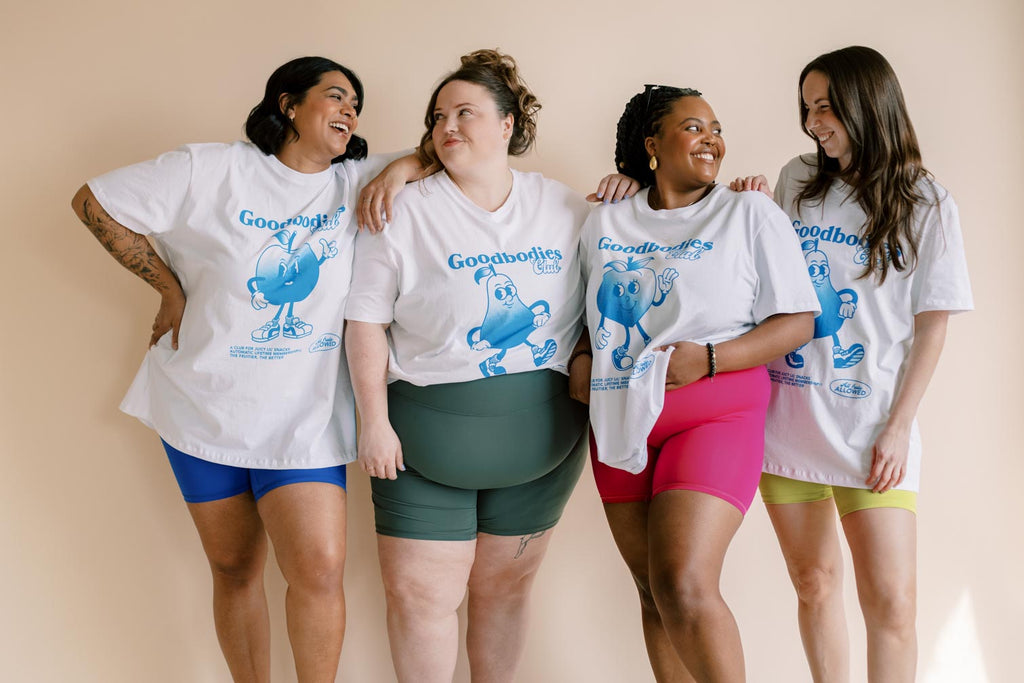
left=345, top=50, right=596, bottom=682
left=575, top=86, right=819, bottom=681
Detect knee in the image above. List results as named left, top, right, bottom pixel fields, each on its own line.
left=790, top=562, right=843, bottom=608
left=650, top=567, right=719, bottom=625
left=206, top=544, right=266, bottom=586
left=630, top=572, right=659, bottom=617
left=860, top=581, right=916, bottom=633
left=280, top=544, right=346, bottom=596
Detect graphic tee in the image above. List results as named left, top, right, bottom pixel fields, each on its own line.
left=345, top=169, right=590, bottom=385
left=581, top=185, right=820, bottom=473
left=89, top=141, right=394, bottom=468
left=763, top=155, right=974, bottom=491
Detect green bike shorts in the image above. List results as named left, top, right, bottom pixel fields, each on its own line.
left=370, top=370, right=588, bottom=541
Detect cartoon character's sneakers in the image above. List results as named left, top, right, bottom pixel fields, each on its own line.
left=785, top=351, right=805, bottom=369
left=612, top=345, right=634, bottom=371
left=531, top=339, right=557, bottom=367
left=283, top=316, right=313, bottom=339
left=479, top=354, right=507, bottom=377
left=832, top=343, right=865, bottom=369
left=251, top=320, right=280, bottom=343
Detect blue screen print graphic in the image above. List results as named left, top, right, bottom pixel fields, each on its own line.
left=595, top=256, right=678, bottom=371
left=247, top=230, right=338, bottom=342
left=786, top=238, right=864, bottom=369
left=467, top=264, right=558, bottom=377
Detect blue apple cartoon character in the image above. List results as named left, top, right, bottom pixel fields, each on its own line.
left=786, top=238, right=864, bottom=369
left=466, top=264, right=558, bottom=377
left=247, top=230, right=338, bottom=342
left=595, top=256, right=679, bottom=371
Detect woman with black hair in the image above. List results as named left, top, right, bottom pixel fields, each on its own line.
left=71, top=56, right=416, bottom=682
left=577, top=86, right=818, bottom=681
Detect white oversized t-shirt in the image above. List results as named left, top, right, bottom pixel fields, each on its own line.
left=763, top=156, right=974, bottom=491
left=581, top=185, right=820, bottom=473
left=345, top=169, right=590, bottom=385
left=89, top=141, right=393, bottom=469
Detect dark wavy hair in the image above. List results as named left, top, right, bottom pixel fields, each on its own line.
left=417, top=49, right=540, bottom=172
left=245, top=56, right=367, bottom=162
left=614, top=85, right=703, bottom=189
left=795, top=46, right=930, bottom=282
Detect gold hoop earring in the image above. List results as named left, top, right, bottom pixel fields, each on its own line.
left=649, top=156, right=658, bottom=171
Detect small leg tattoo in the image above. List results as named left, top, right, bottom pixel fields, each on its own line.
left=513, top=531, right=546, bottom=560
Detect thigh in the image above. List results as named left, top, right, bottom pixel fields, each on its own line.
left=649, top=368, right=770, bottom=514
left=602, top=501, right=652, bottom=584
left=764, top=498, right=843, bottom=575
left=378, top=535, right=477, bottom=607
left=186, top=492, right=267, bottom=570
left=371, top=466, right=478, bottom=541
left=477, top=427, right=587, bottom=537
left=256, top=482, right=347, bottom=570
left=648, top=490, right=743, bottom=577
left=162, top=438, right=250, bottom=503
left=470, top=531, right=554, bottom=588
left=841, top=507, right=917, bottom=598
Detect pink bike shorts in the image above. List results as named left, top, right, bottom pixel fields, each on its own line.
left=591, top=365, right=770, bottom=514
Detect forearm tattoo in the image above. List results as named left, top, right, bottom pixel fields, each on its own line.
left=80, top=196, right=173, bottom=294
left=514, top=531, right=546, bottom=560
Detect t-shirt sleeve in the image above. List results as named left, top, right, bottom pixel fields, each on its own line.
left=344, top=227, right=399, bottom=323
left=87, top=147, right=192, bottom=236
left=910, top=192, right=974, bottom=314
left=751, top=201, right=821, bottom=323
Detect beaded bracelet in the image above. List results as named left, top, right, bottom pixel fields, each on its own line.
left=706, top=342, right=717, bottom=379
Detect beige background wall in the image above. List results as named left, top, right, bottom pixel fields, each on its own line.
left=2, top=0, right=1019, bottom=681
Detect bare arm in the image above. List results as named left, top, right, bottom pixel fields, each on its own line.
left=866, top=310, right=949, bottom=492
left=345, top=320, right=404, bottom=479
left=357, top=154, right=431, bottom=232
left=661, top=312, right=815, bottom=391
left=567, top=327, right=593, bottom=404
left=71, top=184, right=186, bottom=348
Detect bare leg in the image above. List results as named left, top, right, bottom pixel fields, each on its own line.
left=187, top=493, right=270, bottom=683
left=603, top=502, right=695, bottom=683
left=465, top=530, right=553, bottom=683
left=842, top=508, right=917, bottom=683
left=377, top=536, right=476, bottom=683
left=258, top=482, right=347, bottom=683
left=648, top=490, right=745, bottom=683
left=765, top=500, right=850, bottom=683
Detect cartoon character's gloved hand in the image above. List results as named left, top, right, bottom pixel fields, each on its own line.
left=658, top=268, right=679, bottom=294
left=839, top=292, right=857, bottom=318
left=251, top=290, right=268, bottom=310
left=532, top=311, right=550, bottom=328
left=472, top=340, right=491, bottom=351
left=320, top=238, right=338, bottom=260
left=595, top=325, right=611, bottom=350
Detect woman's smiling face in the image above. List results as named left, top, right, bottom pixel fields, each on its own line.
left=646, top=96, right=725, bottom=191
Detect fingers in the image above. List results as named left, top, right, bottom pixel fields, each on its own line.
left=607, top=177, right=633, bottom=203
left=594, top=175, right=612, bottom=202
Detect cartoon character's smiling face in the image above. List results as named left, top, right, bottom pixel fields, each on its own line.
left=489, top=274, right=518, bottom=309
left=596, top=257, right=657, bottom=327
left=805, top=250, right=830, bottom=287
left=254, top=241, right=320, bottom=305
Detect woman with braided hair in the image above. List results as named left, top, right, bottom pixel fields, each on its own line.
left=574, top=85, right=818, bottom=681
left=345, top=49, right=627, bottom=682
